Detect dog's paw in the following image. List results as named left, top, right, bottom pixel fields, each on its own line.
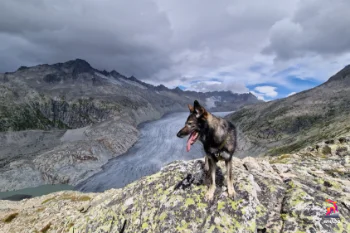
left=205, top=190, right=215, bottom=202
left=227, top=187, right=236, bottom=199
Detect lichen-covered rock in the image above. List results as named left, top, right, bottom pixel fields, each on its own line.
left=1, top=137, right=350, bottom=233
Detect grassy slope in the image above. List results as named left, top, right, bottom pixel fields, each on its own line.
left=228, top=65, right=350, bottom=157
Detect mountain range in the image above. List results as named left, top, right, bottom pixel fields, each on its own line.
left=0, top=59, right=258, bottom=132
left=0, top=59, right=258, bottom=192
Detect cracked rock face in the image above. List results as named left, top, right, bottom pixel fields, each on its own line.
left=1, top=137, right=349, bottom=233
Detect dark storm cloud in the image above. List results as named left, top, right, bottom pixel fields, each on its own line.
left=0, top=0, right=173, bottom=77
left=0, top=0, right=291, bottom=77
left=263, top=0, right=350, bottom=60
left=0, top=0, right=349, bottom=94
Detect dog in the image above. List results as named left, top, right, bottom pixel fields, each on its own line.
left=176, top=100, right=237, bottom=201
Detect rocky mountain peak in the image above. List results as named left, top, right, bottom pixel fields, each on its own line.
left=51, top=58, right=93, bottom=77
left=67, top=58, right=91, bottom=68
left=17, top=66, right=29, bottom=71
left=156, top=84, right=168, bottom=91
left=327, top=64, right=350, bottom=83
left=101, top=70, right=109, bottom=76
left=109, top=70, right=124, bottom=79
left=128, top=75, right=137, bottom=81
left=70, top=59, right=93, bottom=76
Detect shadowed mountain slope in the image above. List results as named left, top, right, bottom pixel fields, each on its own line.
left=228, top=65, right=350, bottom=157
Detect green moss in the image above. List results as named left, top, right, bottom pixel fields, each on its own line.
left=289, top=189, right=308, bottom=207
left=216, top=225, right=224, bottom=232
left=207, top=225, right=216, bottom=233
left=217, top=201, right=225, bottom=211
left=67, top=222, right=74, bottom=228
left=185, top=198, right=195, bottom=206
left=249, top=221, right=256, bottom=232
left=159, top=212, right=167, bottom=221
left=230, top=199, right=242, bottom=210
left=256, top=205, right=267, bottom=218
left=36, top=207, right=45, bottom=212
left=270, top=154, right=292, bottom=163
left=198, top=202, right=208, bottom=209
left=2, top=212, right=19, bottom=223
left=176, top=220, right=190, bottom=232
left=281, top=214, right=288, bottom=220
left=60, top=194, right=91, bottom=202
left=40, top=222, right=51, bottom=233
left=335, top=220, right=344, bottom=233
left=322, top=146, right=332, bottom=155
left=287, top=179, right=296, bottom=189
left=231, top=217, right=242, bottom=230
left=268, top=141, right=307, bottom=156
left=41, top=197, right=55, bottom=204
left=346, top=222, right=350, bottom=233
left=326, top=180, right=342, bottom=190
left=315, top=178, right=324, bottom=184
left=142, top=222, right=149, bottom=229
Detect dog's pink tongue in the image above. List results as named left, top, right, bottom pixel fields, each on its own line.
left=186, top=139, right=191, bottom=152
left=186, top=132, right=195, bottom=152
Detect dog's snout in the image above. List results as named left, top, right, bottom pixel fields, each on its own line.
left=177, top=131, right=183, bottom=138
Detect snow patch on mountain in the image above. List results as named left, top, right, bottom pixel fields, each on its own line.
left=205, top=96, right=221, bottom=109
left=95, top=72, right=123, bottom=85
left=120, top=78, right=148, bottom=89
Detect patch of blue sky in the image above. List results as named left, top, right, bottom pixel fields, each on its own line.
left=177, top=85, right=187, bottom=90
left=248, top=75, right=322, bottom=100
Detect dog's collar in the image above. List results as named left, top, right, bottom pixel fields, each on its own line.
left=214, top=135, right=229, bottom=159
left=218, top=134, right=229, bottom=150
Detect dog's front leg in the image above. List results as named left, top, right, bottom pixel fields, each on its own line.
left=225, top=160, right=236, bottom=199
left=204, top=155, right=209, bottom=172
left=205, top=158, right=216, bottom=201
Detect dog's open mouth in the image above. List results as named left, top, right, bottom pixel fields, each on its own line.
left=186, top=131, right=199, bottom=152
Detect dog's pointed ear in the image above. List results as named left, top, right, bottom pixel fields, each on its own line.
left=193, top=100, right=207, bottom=118
left=188, top=104, right=194, bottom=113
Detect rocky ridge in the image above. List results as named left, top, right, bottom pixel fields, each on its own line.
left=1, top=136, right=349, bottom=233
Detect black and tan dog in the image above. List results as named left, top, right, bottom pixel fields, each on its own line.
left=176, top=100, right=237, bottom=201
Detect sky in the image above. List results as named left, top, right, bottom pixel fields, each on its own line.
left=1, top=0, right=350, bottom=101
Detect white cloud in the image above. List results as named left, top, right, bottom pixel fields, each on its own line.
left=250, top=91, right=266, bottom=101
left=254, top=86, right=278, bottom=97
left=287, top=92, right=296, bottom=97
left=185, top=80, right=249, bottom=93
